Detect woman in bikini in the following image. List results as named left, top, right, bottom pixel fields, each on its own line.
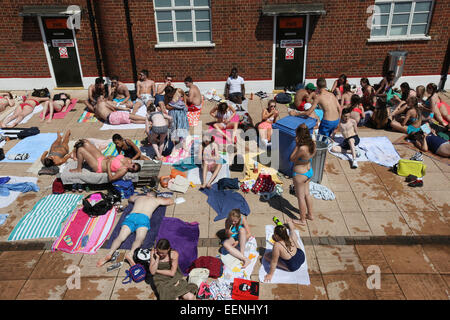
left=360, top=78, right=375, bottom=110
left=40, top=92, right=71, bottom=123
left=40, top=130, right=72, bottom=167
left=290, top=123, right=316, bottom=225
left=390, top=97, right=422, bottom=135
left=0, top=92, right=15, bottom=113
left=112, top=133, right=148, bottom=160
left=423, top=83, right=450, bottom=128
left=1, top=89, right=50, bottom=128
left=331, top=74, right=348, bottom=103
left=199, top=134, right=222, bottom=189
left=258, top=99, right=279, bottom=146
left=70, top=139, right=141, bottom=182
left=340, top=84, right=353, bottom=109
left=349, top=94, right=364, bottom=125
left=263, top=217, right=306, bottom=282
left=210, top=101, right=238, bottom=144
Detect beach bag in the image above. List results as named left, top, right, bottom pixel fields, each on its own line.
left=275, top=92, right=292, bottom=104
left=82, top=192, right=113, bottom=217
left=122, top=264, right=147, bottom=284
left=188, top=268, right=210, bottom=288
left=231, top=278, right=259, bottom=300
left=52, top=178, right=65, bottom=194
left=251, top=173, right=275, bottom=194
left=168, top=175, right=189, bottom=193
left=187, top=256, right=223, bottom=279
left=395, top=159, right=426, bottom=178
left=112, top=179, right=134, bottom=199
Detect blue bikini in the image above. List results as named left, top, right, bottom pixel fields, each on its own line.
left=293, top=158, right=313, bottom=180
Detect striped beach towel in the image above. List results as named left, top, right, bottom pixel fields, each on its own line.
left=8, top=194, right=83, bottom=241
left=102, top=139, right=141, bottom=157
left=77, top=110, right=98, bottom=123
left=52, top=207, right=116, bottom=254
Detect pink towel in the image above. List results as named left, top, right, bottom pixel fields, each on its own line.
left=40, top=99, right=78, bottom=120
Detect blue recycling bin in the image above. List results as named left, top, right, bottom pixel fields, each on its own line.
left=272, top=115, right=317, bottom=177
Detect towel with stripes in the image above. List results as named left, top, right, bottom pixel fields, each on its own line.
left=8, top=194, right=83, bottom=241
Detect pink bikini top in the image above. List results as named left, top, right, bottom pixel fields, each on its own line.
left=110, top=155, right=125, bottom=172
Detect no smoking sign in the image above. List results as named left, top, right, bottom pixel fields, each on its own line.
left=59, top=47, right=68, bottom=59
left=285, top=47, right=294, bottom=60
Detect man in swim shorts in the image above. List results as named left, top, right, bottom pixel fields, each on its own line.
left=155, top=74, right=173, bottom=112
left=95, top=98, right=146, bottom=125
left=184, top=76, right=202, bottom=111
left=97, top=191, right=175, bottom=267
left=132, top=69, right=156, bottom=114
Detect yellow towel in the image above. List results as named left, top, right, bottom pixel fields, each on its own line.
left=244, top=152, right=283, bottom=184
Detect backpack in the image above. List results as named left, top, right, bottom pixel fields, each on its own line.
left=52, top=178, right=65, bottom=194
left=133, top=248, right=151, bottom=271
left=82, top=192, right=113, bottom=217
left=187, top=256, right=223, bottom=279
left=112, top=179, right=134, bottom=199
left=275, top=92, right=293, bottom=104
left=122, top=264, right=147, bottom=284
left=251, top=173, right=275, bottom=194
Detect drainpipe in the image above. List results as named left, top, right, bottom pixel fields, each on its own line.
left=123, top=0, right=138, bottom=87
left=86, top=0, right=103, bottom=77
left=438, top=38, right=450, bottom=92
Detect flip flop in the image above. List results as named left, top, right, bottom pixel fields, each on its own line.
left=107, top=262, right=123, bottom=272
left=110, top=250, right=120, bottom=263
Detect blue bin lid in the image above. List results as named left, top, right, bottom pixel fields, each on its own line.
left=273, top=116, right=317, bottom=135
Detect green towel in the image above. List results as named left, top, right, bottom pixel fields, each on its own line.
left=8, top=194, right=83, bottom=241
left=102, top=140, right=141, bottom=156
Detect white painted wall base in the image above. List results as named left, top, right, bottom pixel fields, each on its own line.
left=0, top=74, right=448, bottom=93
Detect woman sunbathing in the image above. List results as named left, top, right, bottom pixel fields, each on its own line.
left=40, top=92, right=71, bottom=123
left=404, top=130, right=450, bottom=158
left=1, top=89, right=50, bottom=128
left=40, top=130, right=72, bottom=167
left=423, top=83, right=450, bottom=128
left=0, top=92, right=15, bottom=113
left=70, top=139, right=140, bottom=182
left=210, top=101, right=238, bottom=144
left=389, top=97, right=422, bottom=135
left=263, top=217, right=305, bottom=283
left=199, top=134, right=222, bottom=189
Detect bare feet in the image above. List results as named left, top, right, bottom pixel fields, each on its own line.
left=96, top=254, right=112, bottom=267
left=125, top=253, right=135, bottom=266
left=293, top=218, right=307, bottom=226
left=46, top=119, right=52, bottom=124
left=241, top=258, right=251, bottom=269
left=306, top=214, right=314, bottom=221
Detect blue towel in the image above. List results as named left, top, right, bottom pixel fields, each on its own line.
left=200, top=183, right=250, bottom=221
left=0, top=177, right=11, bottom=185
left=0, top=182, right=40, bottom=197
left=2, top=133, right=57, bottom=163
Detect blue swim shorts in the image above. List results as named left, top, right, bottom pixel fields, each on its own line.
left=122, top=212, right=151, bottom=233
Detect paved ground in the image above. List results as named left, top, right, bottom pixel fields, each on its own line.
left=0, top=90, right=449, bottom=300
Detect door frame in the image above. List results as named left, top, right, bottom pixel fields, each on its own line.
left=37, top=15, right=85, bottom=88
left=272, top=14, right=310, bottom=90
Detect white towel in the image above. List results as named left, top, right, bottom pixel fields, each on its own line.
left=3, top=105, right=43, bottom=126
left=0, top=176, right=39, bottom=209
left=258, top=225, right=310, bottom=285
left=187, top=163, right=230, bottom=185
left=309, top=181, right=335, bottom=200
left=100, top=105, right=146, bottom=130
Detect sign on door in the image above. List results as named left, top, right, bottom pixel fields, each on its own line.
left=285, top=48, right=294, bottom=60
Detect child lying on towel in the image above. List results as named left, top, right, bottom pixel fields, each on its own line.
left=263, top=217, right=305, bottom=283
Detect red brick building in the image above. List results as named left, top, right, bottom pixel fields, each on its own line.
left=0, top=0, right=449, bottom=92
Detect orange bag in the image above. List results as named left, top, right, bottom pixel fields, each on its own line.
left=170, top=168, right=187, bottom=179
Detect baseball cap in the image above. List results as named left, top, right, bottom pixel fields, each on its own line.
left=305, top=83, right=316, bottom=91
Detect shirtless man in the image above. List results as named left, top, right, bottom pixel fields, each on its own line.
left=331, top=108, right=361, bottom=168
left=69, top=139, right=141, bottom=181
left=155, top=74, right=173, bottom=113
left=291, top=78, right=340, bottom=137
left=289, top=83, right=316, bottom=113
left=95, top=99, right=146, bottom=125
left=184, top=76, right=202, bottom=111
left=132, top=69, right=156, bottom=114
left=40, top=130, right=72, bottom=167
left=97, top=191, right=175, bottom=267
left=108, top=75, right=133, bottom=110
left=84, top=77, right=108, bottom=112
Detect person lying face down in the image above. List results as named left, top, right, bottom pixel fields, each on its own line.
left=69, top=139, right=141, bottom=181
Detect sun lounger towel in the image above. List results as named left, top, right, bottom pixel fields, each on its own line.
left=77, top=110, right=98, bottom=123
left=155, top=217, right=200, bottom=276
left=102, top=139, right=140, bottom=157
left=100, top=105, right=146, bottom=130
left=219, top=236, right=259, bottom=284
left=200, top=183, right=250, bottom=222
left=8, top=193, right=83, bottom=241
left=258, top=225, right=310, bottom=285
left=52, top=206, right=116, bottom=254
left=60, top=159, right=141, bottom=185
left=0, top=176, right=38, bottom=209
left=2, top=133, right=57, bottom=163
left=104, top=202, right=166, bottom=250
left=329, top=135, right=400, bottom=168
left=40, top=99, right=78, bottom=120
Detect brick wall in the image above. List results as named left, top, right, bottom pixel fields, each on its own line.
left=0, top=0, right=448, bottom=84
